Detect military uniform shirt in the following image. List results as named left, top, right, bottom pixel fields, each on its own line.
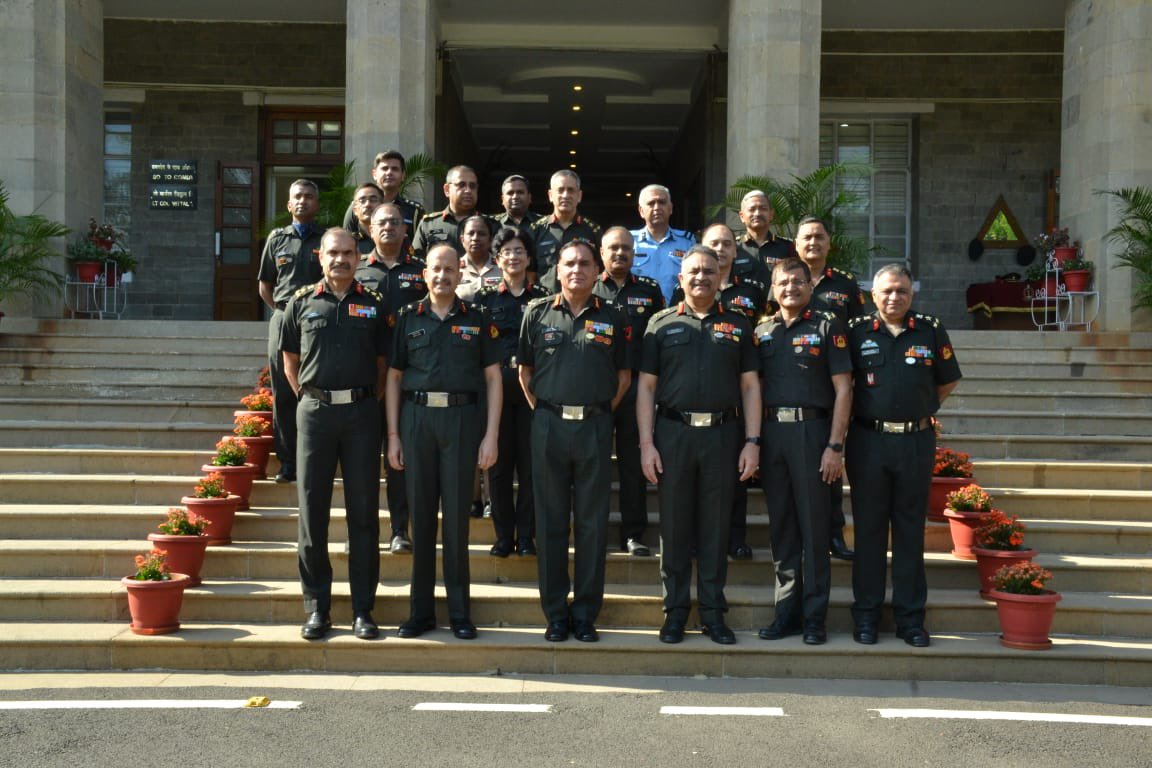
left=732, top=253, right=774, bottom=288
left=756, top=308, right=851, bottom=409
left=848, top=311, right=963, bottom=421
left=280, top=280, right=389, bottom=390
left=458, top=256, right=503, bottom=303
left=411, top=209, right=497, bottom=260
left=354, top=253, right=428, bottom=323
left=592, top=271, right=665, bottom=371
left=811, top=266, right=867, bottom=324
left=517, top=294, right=628, bottom=405
left=256, top=224, right=324, bottom=306
left=391, top=298, right=502, bottom=394
left=495, top=210, right=544, bottom=237
left=737, top=232, right=795, bottom=268
left=671, top=275, right=769, bottom=324
left=631, top=227, right=697, bottom=302
left=530, top=214, right=602, bottom=274
left=342, top=195, right=426, bottom=240
left=476, top=280, right=550, bottom=364
left=640, top=302, right=757, bottom=413
left=353, top=230, right=376, bottom=255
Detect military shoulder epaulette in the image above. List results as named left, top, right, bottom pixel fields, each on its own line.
left=362, top=285, right=384, bottom=303
left=742, top=276, right=765, bottom=290
left=913, top=312, right=941, bottom=328
left=526, top=295, right=553, bottom=311
left=830, top=266, right=856, bottom=280
left=818, top=310, right=838, bottom=323
left=848, top=315, right=871, bottom=328
left=635, top=274, right=661, bottom=290
left=650, top=306, right=679, bottom=323
left=292, top=284, right=314, bottom=299
left=396, top=301, right=421, bottom=317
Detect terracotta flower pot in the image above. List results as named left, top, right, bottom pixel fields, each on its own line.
left=927, top=476, right=972, bottom=522
left=74, top=261, right=103, bottom=283
left=232, top=434, right=273, bottom=479
left=147, top=532, right=210, bottom=587
left=1052, top=246, right=1078, bottom=267
left=181, top=494, right=241, bottom=545
left=201, top=463, right=257, bottom=511
left=1062, top=269, right=1092, bottom=293
left=942, top=507, right=984, bottom=560
left=121, top=573, right=190, bottom=635
left=990, top=588, right=1061, bottom=650
left=233, top=409, right=272, bottom=436
left=973, top=547, right=1037, bottom=598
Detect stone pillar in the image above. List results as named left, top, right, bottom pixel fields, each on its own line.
left=726, top=0, right=822, bottom=186
left=0, top=0, right=104, bottom=316
left=345, top=0, right=437, bottom=204
left=1060, top=0, right=1152, bottom=330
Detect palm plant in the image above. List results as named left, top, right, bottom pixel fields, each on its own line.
left=1098, top=186, right=1152, bottom=311
left=0, top=181, right=69, bottom=305
left=706, top=163, right=876, bottom=274
left=396, top=152, right=448, bottom=200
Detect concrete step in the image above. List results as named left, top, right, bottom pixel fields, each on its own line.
left=0, top=317, right=267, bottom=340
left=0, top=399, right=240, bottom=425
left=973, top=460, right=1152, bottom=490
left=947, top=392, right=1152, bottom=414
left=947, top=433, right=1152, bottom=462
left=0, top=423, right=231, bottom=449
left=0, top=382, right=256, bottom=401
left=0, top=347, right=264, bottom=370
left=956, top=375, right=1152, bottom=396
left=957, top=360, right=1152, bottom=379
left=957, top=346, right=1152, bottom=364
left=938, top=410, right=1152, bottom=437
left=1, top=620, right=1149, bottom=685
left=0, top=580, right=1145, bottom=639
left=0, top=363, right=257, bottom=386
left=0, top=332, right=265, bottom=355
left=948, top=330, right=1152, bottom=349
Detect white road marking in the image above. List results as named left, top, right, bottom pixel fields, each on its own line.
left=660, top=706, right=785, bottom=717
left=872, top=708, right=1152, bottom=727
left=0, top=699, right=300, bottom=710
left=413, top=702, right=552, bottom=713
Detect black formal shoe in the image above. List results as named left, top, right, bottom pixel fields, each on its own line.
left=829, top=534, right=855, bottom=561
left=397, top=617, right=436, bottom=638
left=389, top=533, right=412, bottom=554
left=469, top=499, right=485, bottom=518
left=352, top=611, right=379, bottom=640
left=517, top=539, right=537, bottom=556
left=275, top=466, right=296, bottom=484
left=729, top=543, right=753, bottom=561
left=802, top=623, right=828, bottom=645
left=624, top=538, right=651, bottom=557
left=853, top=622, right=878, bottom=645
left=659, top=619, right=686, bottom=644
left=896, top=626, right=931, bottom=647
left=489, top=539, right=513, bottom=558
left=300, top=611, right=331, bottom=640
left=572, top=621, right=599, bottom=643
left=544, top=620, right=569, bottom=642
left=451, top=620, right=478, bottom=640
left=701, top=622, right=736, bottom=645
left=758, top=618, right=802, bottom=641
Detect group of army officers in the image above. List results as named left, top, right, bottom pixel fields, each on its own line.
left=256, top=150, right=962, bottom=648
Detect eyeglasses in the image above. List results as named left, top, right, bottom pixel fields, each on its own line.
left=773, top=278, right=811, bottom=288
left=354, top=196, right=382, bottom=205
left=499, top=247, right=528, bottom=257
left=372, top=218, right=403, bottom=227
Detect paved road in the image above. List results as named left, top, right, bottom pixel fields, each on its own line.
left=1, top=674, right=1149, bottom=767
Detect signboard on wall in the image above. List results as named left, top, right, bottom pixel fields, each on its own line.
left=149, top=160, right=198, bottom=210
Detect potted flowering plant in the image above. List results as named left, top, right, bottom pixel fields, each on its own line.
left=235, top=387, right=274, bottom=437
left=66, top=218, right=135, bottom=285
left=928, top=437, right=975, bottom=522
left=972, top=510, right=1037, bottom=598
left=990, top=561, right=1060, bottom=650
left=147, top=507, right=211, bottom=586
left=201, top=436, right=257, bottom=510
left=942, top=483, right=992, bottom=560
left=180, top=471, right=241, bottom=545
left=1033, top=227, right=1080, bottom=267
left=120, top=547, right=189, bottom=635
left=231, top=413, right=274, bottom=478
left=1061, top=254, right=1095, bottom=293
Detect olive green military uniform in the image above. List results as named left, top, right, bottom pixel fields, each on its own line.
left=411, top=208, right=497, bottom=260
left=458, top=256, right=503, bottom=303
left=342, top=194, right=425, bottom=252
left=280, top=280, right=389, bottom=617
left=846, top=311, right=962, bottom=630
left=756, top=307, right=851, bottom=627
left=529, top=214, right=602, bottom=275
left=592, top=271, right=665, bottom=549
left=641, top=301, right=757, bottom=625
left=355, top=252, right=428, bottom=540
left=391, top=298, right=502, bottom=625
left=256, top=223, right=324, bottom=476
left=476, top=280, right=550, bottom=549
left=495, top=210, right=544, bottom=237
left=737, top=232, right=795, bottom=269
left=518, top=294, right=628, bottom=626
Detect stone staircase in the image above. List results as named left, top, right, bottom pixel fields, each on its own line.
left=0, top=318, right=1150, bottom=684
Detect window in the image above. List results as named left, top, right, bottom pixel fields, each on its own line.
left=104, top=112, right=132, bottom=236
left=820, top=120, right=912, bottom=276
left=265, top=111, right=344, bottom=163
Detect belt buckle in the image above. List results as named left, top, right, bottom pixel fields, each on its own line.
left=508, top=356, right=518, bottom=369
left=561, top=405, right=585, bottom=421
left=881, top=421, right=903, bottom=434
left=329, top=389, right=353, bottom=405
left=688, top=411, right=715, bottom=428
left=426, top=392, right=449, bottom=408
left=777, top=408, right=799, bottom=423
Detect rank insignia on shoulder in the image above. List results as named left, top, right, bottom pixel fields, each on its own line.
left=293, top=285, right=312, bottom=298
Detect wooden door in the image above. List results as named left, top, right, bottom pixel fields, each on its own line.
left=214, top=162, right=261, bottom=320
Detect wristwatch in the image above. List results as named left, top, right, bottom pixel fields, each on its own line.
left=827, top=442, right=844, bottom=452
left=745, top=436, right=762, bottom=446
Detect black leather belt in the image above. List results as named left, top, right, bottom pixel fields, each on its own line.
left=765, top=407, right=829, bottom=423
left=404, top=391, right=479, bottom=407
left=657, top=405, right=739, bottom=428
left=854, top=416, right=933, bottom=434
left=536, top=400, right=611, bottom=421
left=301, top=385, right=373, bottom=405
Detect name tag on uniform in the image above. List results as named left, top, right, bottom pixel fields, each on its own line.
left=407, top=329, right=426, bottom=339
left=860, top=339, right=880, bottom=356
left=348, top=304, right=377, bottom=319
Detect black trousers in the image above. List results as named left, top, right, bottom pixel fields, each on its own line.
left=655, top=417, right=739, bottom=625
left=761, top=418, right=832, bottom=625
left=846, top=426, right=935, bottom=629
left=268, top=310, right=297, bottom=469
left=489, top=369, right=534, bottom=544
left=401, top=400, right=483, bottom=624
left=531, top=408, right=613, bottom=625
left=296, top=395, right=380, bottom=614
left=614, top=378, right=647, bottom=545
left=378, top=399, right=409, bottom=537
